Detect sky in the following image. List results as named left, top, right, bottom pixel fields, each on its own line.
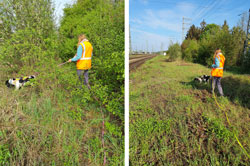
left=53, top=0, right=75, bottom=25
left=130, top=0, right=250, bottom=52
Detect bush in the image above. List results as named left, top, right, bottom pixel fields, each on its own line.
left=182, top=21, right=246, bottom=70
left=59, top=0, right=124, bottom=119
left=0, top=0, right=57, bottom=74
left=168, top=42, right=182, bottom=61
left=181, top=39, right=199, bottom=62
left=0, top=0, right=124, bottom=165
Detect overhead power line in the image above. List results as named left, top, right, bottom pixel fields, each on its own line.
left=192, top=0, right=221, bottom=24
left=137, top=0, right=223, bottom=9
left=197, top=0, right=224, bottom=23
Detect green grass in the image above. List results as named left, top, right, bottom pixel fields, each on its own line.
left=0, top=65, right=124, bottom=166
left=130, top=55, right=250, bottom=165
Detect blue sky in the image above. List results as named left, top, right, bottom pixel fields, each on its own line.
left=130, top=0, right=250, bottom=52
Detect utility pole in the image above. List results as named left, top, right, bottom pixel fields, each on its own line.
left=243, top=9, right=250, bottom=56
left=182, top=17, right=192, bottom=41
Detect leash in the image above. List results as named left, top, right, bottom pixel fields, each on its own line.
left=58, top=61, right=69, bottom=67
left=213, top=92, right=250, bottom=159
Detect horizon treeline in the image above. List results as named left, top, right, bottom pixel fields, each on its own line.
left=168, top=15, right=250, bottom=73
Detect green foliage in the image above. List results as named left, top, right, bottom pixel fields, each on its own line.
left=130, top=56, right=250, bottom=165
left=205, top=116, right=233, bottom=143
left=182, top=21, right=246, bottom=70
left=0, top=0, right=57, bottom=74
left=0, top=0, right=124, bottom=165
left=59, top=0, right=124, bottom=120
left=200, top=24, right=220, bottom=40
left=222, top=75, right=250, bottom=108
left=181, top=39, right=199, bottom=62
left=168, top=42, right=182, bottom=61
left=242, top=51, right=250, bottom=72
left=185, top=24, right=201, bottom=40
left=0, top=143, right=11, bottom=166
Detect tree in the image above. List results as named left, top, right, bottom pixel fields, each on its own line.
left=200, top=20, right=206, bottom=32
left=185, top=24, right=201, bottom=40
left=168, top=42, right=181, bottom=61
left=0, top=0, right=57, bottom=73
left=222, top=20, right=229, bottom=32
left=59, top=0, right=124, bottom=118
left=181, top=40, right=199, bottom=62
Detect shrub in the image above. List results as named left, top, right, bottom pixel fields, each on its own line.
left=168, top=42, right=182, bottom=61
left=59, top=0, right=124, bottom=120
left=182, top=39, right=199, bottom=62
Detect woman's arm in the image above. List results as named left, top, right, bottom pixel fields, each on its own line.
left=212, top=56, right=220, bottom=68
left=71, top=45, right=83, bottom=62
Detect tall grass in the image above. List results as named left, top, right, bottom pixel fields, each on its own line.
left=0, top=63, right=124, bottom=165
left=130, top=55, right=250, bottom=165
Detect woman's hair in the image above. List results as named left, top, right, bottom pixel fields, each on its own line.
left=214, top=48, right=221, bottom=57
left=77, top=34, right=87, bottom=46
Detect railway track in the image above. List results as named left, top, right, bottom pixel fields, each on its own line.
left=129, top=54, right=157, bottom=71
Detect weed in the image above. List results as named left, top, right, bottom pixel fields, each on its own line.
left=130, top=56, right=250, bottom=165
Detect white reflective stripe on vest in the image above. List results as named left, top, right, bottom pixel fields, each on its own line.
left=216, top=67, right=223, bottom=69
left=81, top=57, right=91, bottom=60
left=79, top=42, right=92, bottom=60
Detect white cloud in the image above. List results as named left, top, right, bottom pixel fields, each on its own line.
left=130, top=18, right=143, bottom=25
left=138, top=0, right=148, bottom=5
left=131, top=2, right=198, bottom=33
left=131, top=28, right=180, bottom=52
left=142, top=9, right=182, bottom=33
left=130, top=1, right=197, bottom=51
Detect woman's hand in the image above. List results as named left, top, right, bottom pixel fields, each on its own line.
left=68, top=59, right=72, bottom=62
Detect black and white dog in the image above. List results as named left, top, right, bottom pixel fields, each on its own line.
left=5, top=75, right=35, bottom=90
left=194, top=75, right=211, bottom=84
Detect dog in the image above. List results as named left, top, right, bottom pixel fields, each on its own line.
left=5, top=75, right=35, bottom=90
left=194, top=75, right=211, bottom=84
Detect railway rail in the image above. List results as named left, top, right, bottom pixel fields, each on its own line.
left=129, top=54, right=157, bottom=71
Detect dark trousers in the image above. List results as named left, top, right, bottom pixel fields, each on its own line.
left=212, top=76, right=224, bottom=96
left=77, top=69, right=90, bottom=89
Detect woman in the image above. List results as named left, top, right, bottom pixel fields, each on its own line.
left=211, top=48, right=225, bottom=96
left=68, top=34, right=93, bottom=89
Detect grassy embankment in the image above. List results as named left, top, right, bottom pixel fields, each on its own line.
left=130, top=55, right=250, bottom=165
left=0, top=64, right=123, bottom=166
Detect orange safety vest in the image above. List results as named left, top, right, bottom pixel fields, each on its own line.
left=211, top=53, right=225, bottom=77
left=76, top=39, right=93, bottom=70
